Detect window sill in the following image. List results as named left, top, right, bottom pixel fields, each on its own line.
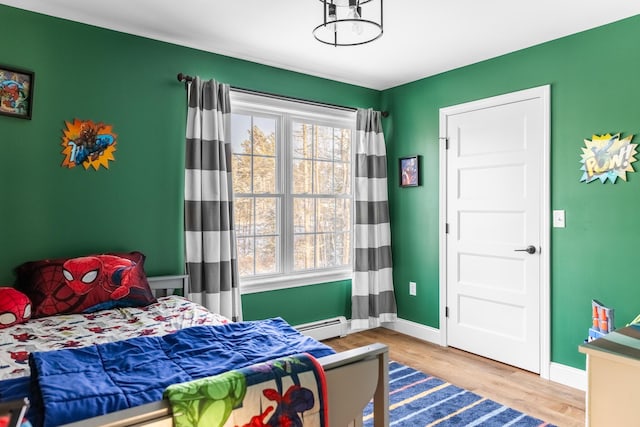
left=239, top=269, right=352, bottom=294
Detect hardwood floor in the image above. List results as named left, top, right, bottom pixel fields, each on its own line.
left=323, top=328, right=585, bottom=427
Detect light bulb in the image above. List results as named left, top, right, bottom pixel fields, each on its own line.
left=348, top=5, right=363, bottom=35
left=328, top=3, right=338, bottom=34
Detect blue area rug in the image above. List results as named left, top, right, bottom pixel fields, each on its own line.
left=363, top=361, right=556, bottom=427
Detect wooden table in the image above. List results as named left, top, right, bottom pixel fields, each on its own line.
left=579, top=325, right=640, bottom=427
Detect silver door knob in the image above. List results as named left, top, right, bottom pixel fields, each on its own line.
left=514, top=245, right=536, bottom=254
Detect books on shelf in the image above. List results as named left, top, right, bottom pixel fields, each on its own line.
left=588, top=299, right=614, bottom=342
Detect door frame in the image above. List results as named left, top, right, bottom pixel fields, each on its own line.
left=438, top=85, right=551, bottom=379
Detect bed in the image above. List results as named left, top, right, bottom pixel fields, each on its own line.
left=0, top=268, right=388, bottom=427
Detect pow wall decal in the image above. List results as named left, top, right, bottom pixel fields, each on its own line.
left=579, top=133, right=637, bottom=183
left=61, top=119, right=117, bottom=170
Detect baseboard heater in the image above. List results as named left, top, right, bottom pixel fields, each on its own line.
left=295, top=316, right=348, bottom=341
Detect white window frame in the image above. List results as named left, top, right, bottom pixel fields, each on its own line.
left=230, top=90, right=356, bottom=294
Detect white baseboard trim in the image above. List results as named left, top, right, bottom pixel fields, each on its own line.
left=549, top=361, right=587, bottom=391
left=383, top=318, right=442, bottom=345
left=383, top=318, right=586, bottom=391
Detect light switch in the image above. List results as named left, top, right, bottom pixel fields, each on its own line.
left=553, top=210, right=565, bottom=228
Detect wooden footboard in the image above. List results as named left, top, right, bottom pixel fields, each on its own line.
left=321, top=343, right=389, bottom=427
left=61, top=343, right=389, bottom=427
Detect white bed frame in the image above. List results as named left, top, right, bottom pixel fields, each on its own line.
left=61, top=275, right=390, bottom=427
left=146, top=274, right=189, bottom=297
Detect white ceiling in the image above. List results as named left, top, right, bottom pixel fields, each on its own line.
left=3, top=1, right=640, bottom=90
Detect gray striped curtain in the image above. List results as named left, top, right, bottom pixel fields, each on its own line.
left=351, top=108, right=397, bottom=330
left=184, top=77, right=242, bottom=321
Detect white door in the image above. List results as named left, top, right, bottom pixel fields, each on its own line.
left=441, top=86, right=549, bottom=373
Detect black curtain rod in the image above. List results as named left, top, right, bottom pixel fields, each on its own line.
left=177, top=73, right=388, bottom=118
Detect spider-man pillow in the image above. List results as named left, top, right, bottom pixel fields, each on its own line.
left=15, top=251, right=156, bottom=318
left=0, top=287, right=32, bottom=329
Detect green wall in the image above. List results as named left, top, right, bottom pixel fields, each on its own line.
left=382, top=14, right=640, bottom=369
left=0, top=5, right=378, bottom=322
left=242, top=280, right=352, bottom=324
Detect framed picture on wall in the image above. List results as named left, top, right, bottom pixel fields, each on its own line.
left=399, top=155, right=420, bottom=187
left=0, top=64, right=35, bottom=120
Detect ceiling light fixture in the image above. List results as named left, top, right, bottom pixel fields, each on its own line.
left=313, top=0, right=383, bottom=47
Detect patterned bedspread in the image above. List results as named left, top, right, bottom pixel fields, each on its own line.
left=0, top=295, right=229, bottom=380
left=165, top=353, right=328, bottom=427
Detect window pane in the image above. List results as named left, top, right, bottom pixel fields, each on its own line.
left=255, top=198, right=278, bottom=235
left=231, top=114, right=252, bottom=154
left=232, top=154, right=252, bottom=193
left=334, top=162, right=351, bottom=195
left=315, top=125, right=333, bottom=160
left=316, top=233, right=336, bottom=269
left=255, top=237, right=278, bottom=274
left=292, top=159, right=313, bottom=194
left=334, top=128, right=351, bottom=162
left=253, top=117, right=276, bottom=156
left=314, top=161, right=333, bottom=194
left=237, top=237, right=254, bottom=276
left=335, top=232, right=350, bottom=266
left=231, top=104, right=353, bottom=281
left=317, top=199, right=335, bottom=232
left=292, top=122, right=313, bottom=159
left=294, top=234, right=315, bottom=271
left=234, top=197, right=254, bottom=236
left=335, top=199, right=351, bottom=232
left=294, top=198, right=315, bottom=233
left=253, top=156, right=276, bottom=193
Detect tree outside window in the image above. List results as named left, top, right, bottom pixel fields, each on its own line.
left=230, top=103, right=353, bottom=285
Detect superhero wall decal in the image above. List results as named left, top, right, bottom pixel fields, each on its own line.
left=61, top=119, right=117, bottom=170
left=580, top=133, right=637, bottom=183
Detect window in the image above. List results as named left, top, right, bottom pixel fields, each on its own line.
left=230, top=92, right=354, bottom=292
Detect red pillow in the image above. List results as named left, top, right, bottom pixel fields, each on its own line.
left=0, top=287, right=32, bottom=328
left=15, top=251, right=156, bottom=318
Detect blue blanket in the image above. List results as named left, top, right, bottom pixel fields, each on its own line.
left=0, top=318, right=335, bottom=427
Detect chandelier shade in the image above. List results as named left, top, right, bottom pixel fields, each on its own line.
left=313, top=0, right=383, bottom=47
